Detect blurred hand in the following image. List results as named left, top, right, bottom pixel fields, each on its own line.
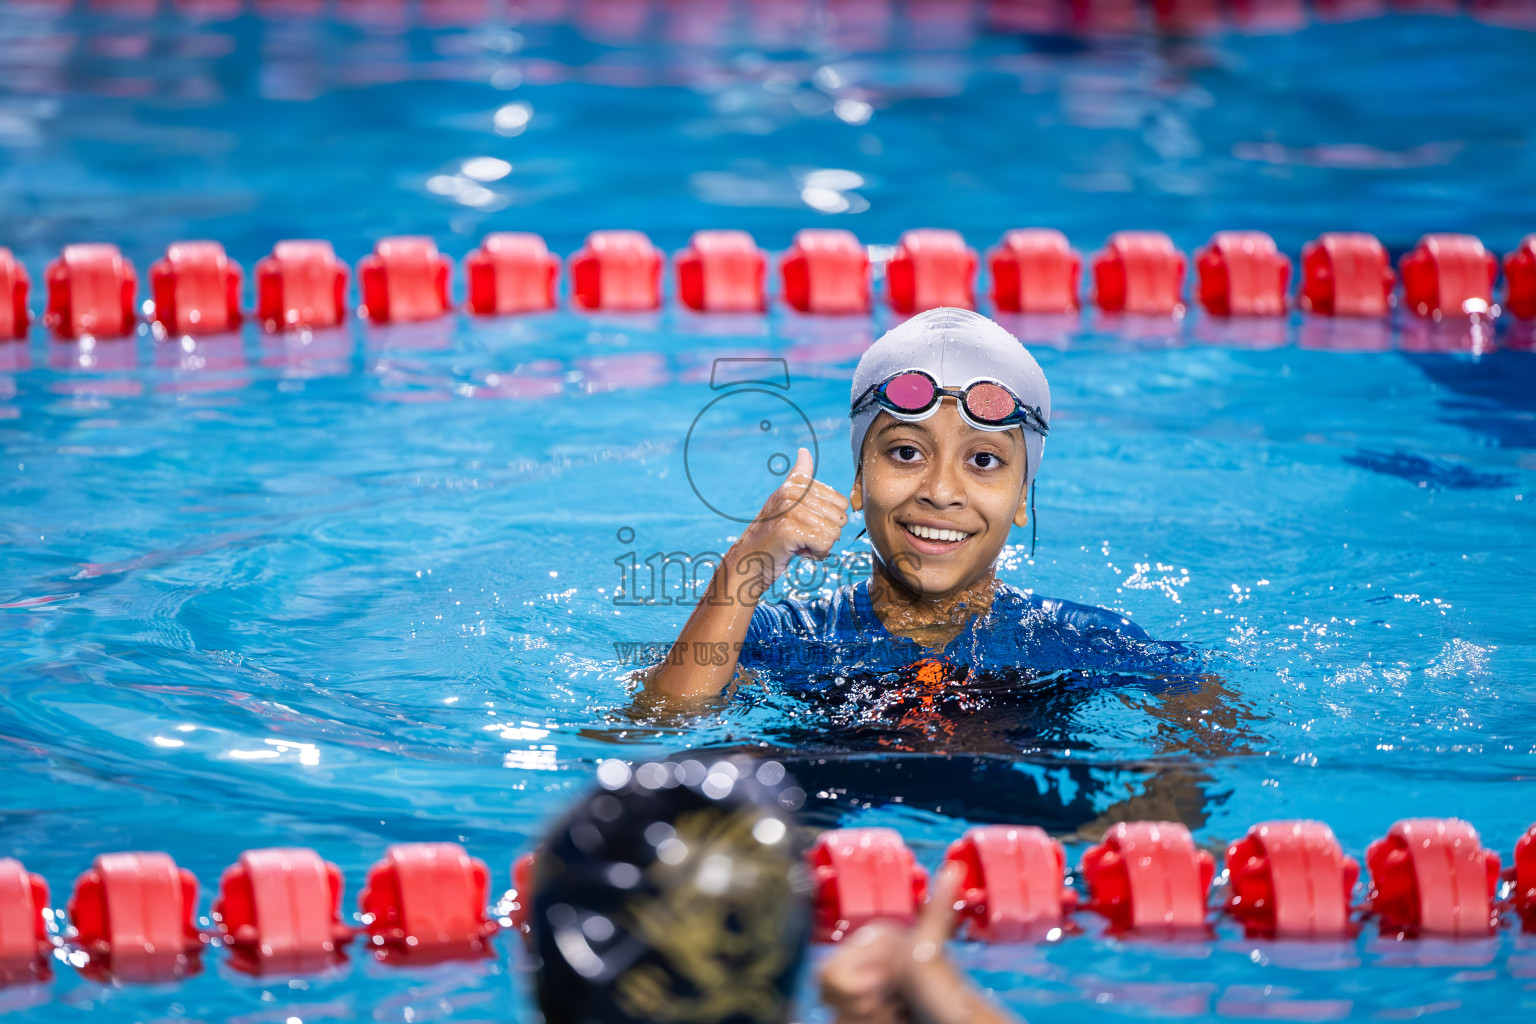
left=819, top=863, right=1019, bottom=1024
left=730, top=447, right=848, bottom=598
left=817, top=922, right=908, bottom=1024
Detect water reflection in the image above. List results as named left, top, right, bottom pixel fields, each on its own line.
left=1091, top=311, right=1186, bottom=346
left=1191, top=316, right=1289, bottom=351
left=993, top=312, right=1078, bottom=351
left=47, top=335, right=136, bottom=373
left=782, top=331, right=875, bottom=372
left=1297, top=317, right=1392, bottom=354
left=152, top=332, right=250, bottom=393
left=461, top=363, right=565, bottom=400
left=1397, top=313, right=1498, bottom=356
left=576, top=352, right=668, bottom=393
left=1506, top=319, right=1536, bottom=352
left=673, top=310, right=770, bottom=339
left=363, top=321, right=453, bottom=353
left=6, top=308, right=1527, bottom=416
left=259, top=324, right=354, bottom=375
left=0, top=342, right=30, bottom=374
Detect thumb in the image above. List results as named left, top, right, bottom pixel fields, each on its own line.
left=788, top=446, right=814, bottom=481
left=912, top=861, right=965, bottom=949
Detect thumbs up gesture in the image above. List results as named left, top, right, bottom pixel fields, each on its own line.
left=729, top=447, right=849, bottom=599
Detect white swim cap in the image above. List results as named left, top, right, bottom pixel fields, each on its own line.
left=850, top=307, right=1050, bottom=493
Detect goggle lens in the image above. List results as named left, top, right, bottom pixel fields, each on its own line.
left=964, top=381, right=1017, bottom=424
left=883, top=372, right=936, bottom=412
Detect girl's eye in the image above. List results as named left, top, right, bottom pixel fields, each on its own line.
left=970, top=451, right=1003, bottom=469
left=891, top=445, right=922, bottom=463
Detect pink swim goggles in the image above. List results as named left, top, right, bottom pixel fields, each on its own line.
left=851, top=368, right=1049, bottom=436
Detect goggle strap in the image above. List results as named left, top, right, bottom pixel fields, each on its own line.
left=1030, top=481, right=1037, bottom=560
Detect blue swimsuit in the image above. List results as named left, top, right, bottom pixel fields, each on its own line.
left=739, top=580, right=1188, bottom=685
left=710, top=580, right=1203, bottom=829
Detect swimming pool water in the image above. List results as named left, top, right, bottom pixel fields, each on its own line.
left=1, top=3, right=1535, bottom=1021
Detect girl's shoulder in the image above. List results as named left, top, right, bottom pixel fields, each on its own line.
left=990, top=583, right=1150, bottom=640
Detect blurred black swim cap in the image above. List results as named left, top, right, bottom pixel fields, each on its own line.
left=532, top=757, right=812, bottom=1024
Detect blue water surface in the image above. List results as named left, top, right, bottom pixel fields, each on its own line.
left=1, top=3, right=1535, bottom=1022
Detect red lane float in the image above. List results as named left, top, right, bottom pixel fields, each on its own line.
left=507, top=851, right=536, bottom=936
left=1365, top=818, right=1500, bottom=938
left=1398, top=234, right=1498, bottom=318
left=1195, top=230, right=1291, bottom=317
left=1081, top=821, right=1214, bottom=933
left=886, top=228, right=977, bottom=314
left=809, top=828, right=928, bottom=943
left=358, top=843, right=497, bottom=958
left=359, top=236, right=452, bottom=324
left=0, top=248, right=30, bottom=340
left=987, top=228, right=1081, bottom=314
left=0, top=858, right=49, bottom=964
left=1228, top=0, right=1307, bottom=30
left=944, top=825, right=1075, bottom=942
left=1154, top=0, right=1224, bottom=33
left=212, top=847, right=354, bottom=972
left=1299, top=232, right=1395, bottom=317
left=44, top=244, right=138, bottom=340
left=1, top=812, right=1533, bottom=992
left=570, top=230, right=662, bottom=312
left=780, top=228, right=871, bottom=315
left=465, top=232, right=559, bottom=315
left=1510, top=825, right=1536, bottom=933
left=1090, top=231, right=1186, bottom=315
left=1505, top=235, right=1536, bottom=320
left=676, top=229, right=767, bottom=313
left=150, top=241, right=242, bottom=336
left=1225, top=821, right=1358, bottom=939
left=255, top=239, right=349, bottom=332
left=67, top=852, right=202, bottom=980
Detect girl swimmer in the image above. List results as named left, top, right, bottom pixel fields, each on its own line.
left=645, top=306, right=1151, bottom=703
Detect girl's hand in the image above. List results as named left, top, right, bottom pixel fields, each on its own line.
left=729, top=447, right=848, bottom=599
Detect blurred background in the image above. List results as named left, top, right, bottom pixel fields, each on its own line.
left=0, top=0, right=1533, bottom=271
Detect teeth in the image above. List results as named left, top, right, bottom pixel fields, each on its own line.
left=905, top=523, right=970, bottom=543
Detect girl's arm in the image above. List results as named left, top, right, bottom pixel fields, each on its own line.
left=644, top=448, right=848, bottom=701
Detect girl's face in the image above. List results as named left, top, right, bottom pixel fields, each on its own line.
left=852, top=401, right=1030, bottom=598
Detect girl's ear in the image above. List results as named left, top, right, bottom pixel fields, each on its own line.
left=1012, top=452, right=1031, bottom=528
left=850, top=469, right=863, bottom=512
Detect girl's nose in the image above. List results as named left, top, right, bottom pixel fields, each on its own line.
left=919, top=454, right=967, bottom=508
